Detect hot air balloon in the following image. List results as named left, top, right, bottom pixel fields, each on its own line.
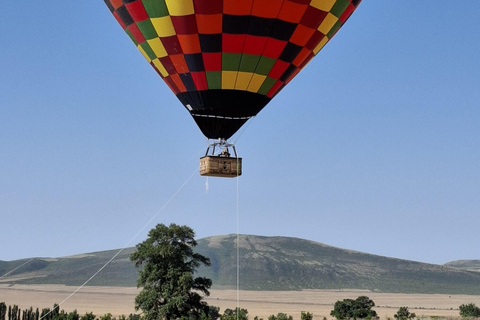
left=104, top=0, right=361, bottom=177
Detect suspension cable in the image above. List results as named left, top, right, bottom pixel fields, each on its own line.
left=236, top=156, right=241, bottom=320
left=1, top=148, right=203, bottom=279
left=38, top=167, right=199, bottom=320
left=0, top=259, right=36, bottom=279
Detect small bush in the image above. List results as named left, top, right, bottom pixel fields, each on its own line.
left=394, top=307, right=416, bottom=320
left=301, top=312, right=313, bottom=320
left=221, top=308, right=248, bottom=320
left=459, top=303, right=480, bottom=318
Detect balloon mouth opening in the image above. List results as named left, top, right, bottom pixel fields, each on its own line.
left=191, top=115, right=250, bottom=140
left=177, top=89, right=270, bottom=140
left=190, top=113, right=253, bottom=121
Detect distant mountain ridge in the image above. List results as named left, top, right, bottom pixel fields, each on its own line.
left=444, top=260, right=480, bottom=272
left=1, top=234, right=480, bottom=294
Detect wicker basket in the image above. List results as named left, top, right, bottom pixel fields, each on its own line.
left=199, top=156, right=242, bottom=178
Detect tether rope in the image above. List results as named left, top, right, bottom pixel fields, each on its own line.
left=1, top=149, right=203, bottom=279
left=0, top=259, right=36, bottom=279
left=236, top=155, right=241, bottom=320
left=1, top=182, right=160, bottom=279
left=38, top=167, right=199, bottom=320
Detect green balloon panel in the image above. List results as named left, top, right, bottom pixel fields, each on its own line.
left=105, top=0, right=361, bottom=139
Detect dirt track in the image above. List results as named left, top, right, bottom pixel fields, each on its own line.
left=1, top=284, right=480, bottom=319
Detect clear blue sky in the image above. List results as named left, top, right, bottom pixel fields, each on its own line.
left=1, top=1, right=479, bottom=265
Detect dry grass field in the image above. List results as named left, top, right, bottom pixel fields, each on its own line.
left=1, top=284, right=480, bottom=320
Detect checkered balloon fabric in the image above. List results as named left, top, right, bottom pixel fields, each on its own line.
left=105, top=0, right=361, bottom=139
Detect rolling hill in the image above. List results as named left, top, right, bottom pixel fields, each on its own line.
left=444, top=260, right=480, bottom=272
left=2, top=234, right=480, bottom=294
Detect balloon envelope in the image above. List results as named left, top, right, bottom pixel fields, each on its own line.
left=105, top=0, right=362, bottom=139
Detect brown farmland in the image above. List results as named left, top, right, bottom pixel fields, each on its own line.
left=1, top=284, right=480, bottom=320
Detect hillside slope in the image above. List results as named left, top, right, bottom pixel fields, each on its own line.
left=2, top=234, right=480, bottom=294
left=195, top=235, right=480, bottom=293
left=0, top=249, right=137, bottom=286
left=445, top=260, right=480, bottom=272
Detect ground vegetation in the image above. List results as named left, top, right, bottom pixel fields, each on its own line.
left=4, top=235, right=480, bottom=294
left=393, top=307, right=416, bottom=320
left=459, top=303, right=480, bottom=318
left=330, top=296, right=378, bottom=320
left=130, top=223, right=212, bottom=320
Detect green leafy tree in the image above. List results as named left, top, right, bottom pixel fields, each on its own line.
left=79, top=313, right=95, bottom=320
left=221, top=308, right=248, bottom=320
left=127, top=314, right=141, bottom=320
left=51, top=304, right=60, bottom=320
left=330, top=296, right=377, bottom=320
left=40, top=309, right=51, bottom=320
left=54, top=311, right=67, bottom=320
left=301, top=312, right=313, bottom=320
left=66, top=310, right=79, bottom=320
left=22, top=307, right=38, bottom=320
left=131, top=223, right=212, bottom=320
left=99, top=314, right=112, bottom=320
left=459, top=303, right=480, bottom=318
left=182, top=307, right=218, bottom=320
left=0, top=304, right=7, bottom=320
left=269, top=314, right=292, bottom=320
left=9, top=305, right=20, bottom=320
left=207, top=306, right=220, bottom=320
left=394, top=307, right=415, bottom=320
